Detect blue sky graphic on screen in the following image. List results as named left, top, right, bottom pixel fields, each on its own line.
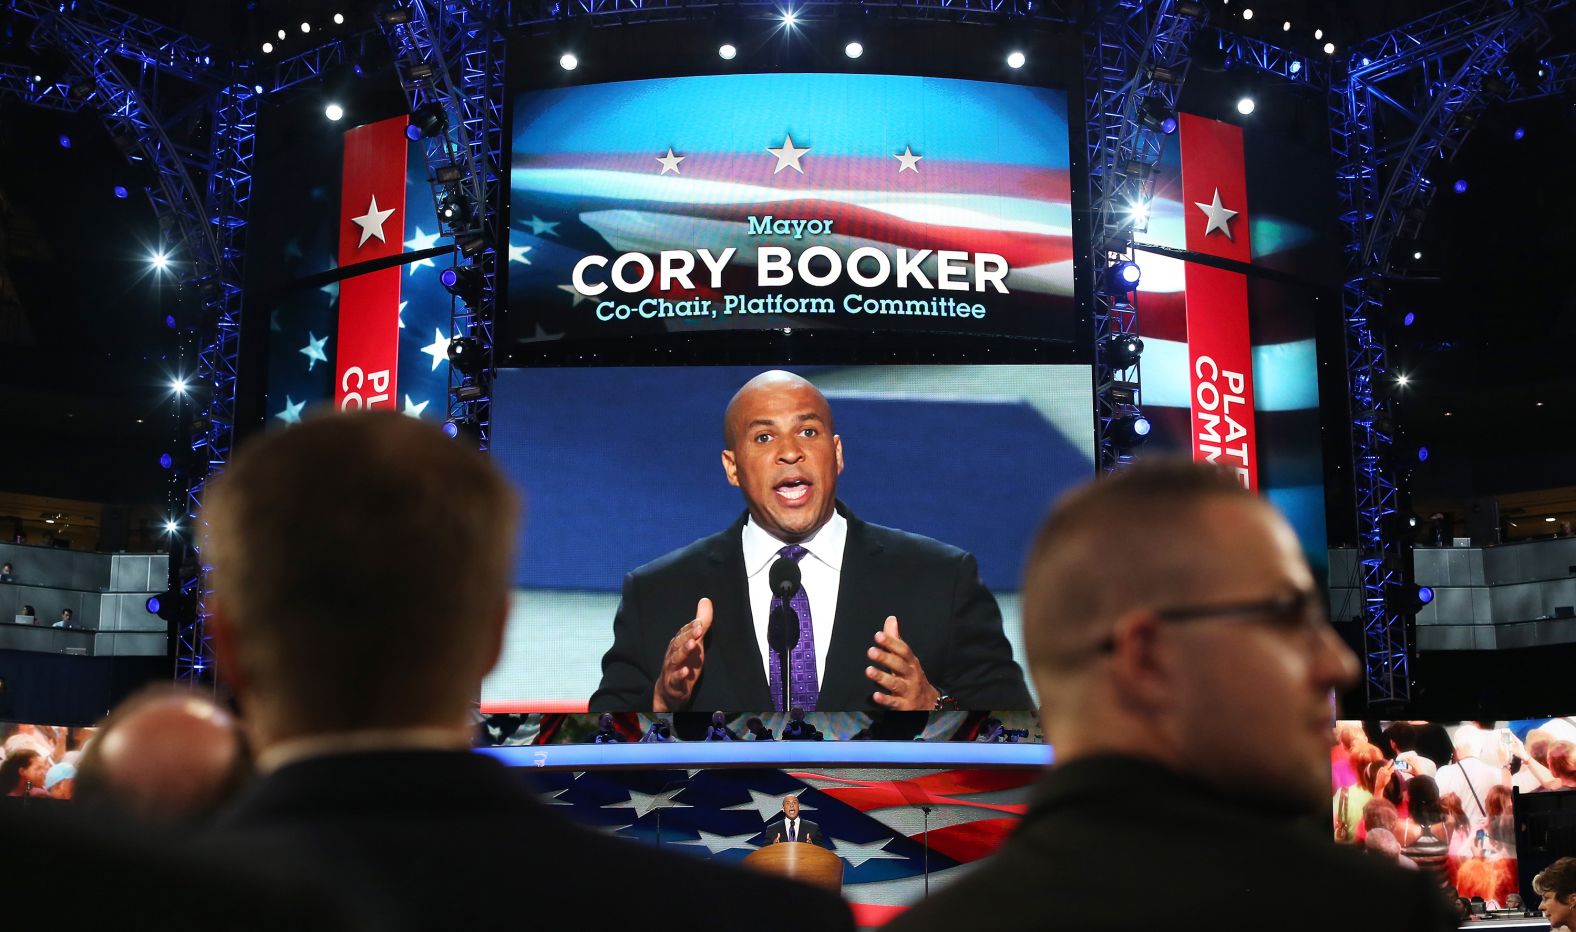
left=482, top=365, right=1092, bottom=711
left=506, top=74, right=1075, bottom=343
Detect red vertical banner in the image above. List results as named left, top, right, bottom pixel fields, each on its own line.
left=1178, top=113, right=1258, bottom=491
left=335, top=116, right=409, bottom=412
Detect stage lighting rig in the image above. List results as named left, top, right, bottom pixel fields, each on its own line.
left=1110, top=413, right=1152, bottom=448
left=559, top=53, right=579, bottom=71
left=1139, top=97, right=1177, bottom=134
left=719, top=44, right=737, bottom=60
left=1102, top=331, right=1144, bottom=369
left=438, top=189, right=473, bottom=225
left=407, top=102, right=447, bottom=140
left=1236, top=97, right=1255, bottom=115
left=447, top=336, right=483, bottom=374
left=1104, top=259, right=1141, bottom=293
left=1006, top=50, right=1026, bottom=69
left=440, top=265, right=484, bottom=305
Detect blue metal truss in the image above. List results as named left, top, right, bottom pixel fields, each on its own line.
left=1205, top=28, right=1326, bottom=87
left=1083, top=0, right=1206, bottom=472
left=1330, top=0, right=1562, bottom=705
left=0, top=1, right=255, bottom=685
left=509, top=0, right=1074, bottom=30
left=382, top=1, right=506, bottom=451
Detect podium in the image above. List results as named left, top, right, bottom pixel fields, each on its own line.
left=742, top=842, right=844, bottom=893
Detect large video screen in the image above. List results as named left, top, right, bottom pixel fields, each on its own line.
left=505, top=74, right=1075, bottom=344
left=1331, top=718, right=1576, bottom=908
left=1131, top=112, right=1339, bottom=568
left=482, top=364, right=1093, bottom=714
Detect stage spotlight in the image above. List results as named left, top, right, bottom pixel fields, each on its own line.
left=1324, top=42, right=1335, bottom=54
left=113, top=185, right=129, bottom=199
left=1416, top=445, right=1430, bottom=462
left=1282, top=20, right=1291, bottom=30
left=719, top=43, right=737, bottom=60
left=1103, top=331, right=1144, bottom=368
left=1139, top=97, right=1177, bottom=133
left=58, top=134, right=71, bottom=149
left=1453, top=179, right=1468, bottom=194
left=1128, top=200, right=1151, bottom=226
left=254, top=84, right=265, bottom=94
left=277, top=29, right=287, bottom=40
left=1395, top=373, right=1410, bottom=387
left=781, top=9, right=798, bottom=27
left=325, top=103, right=344, bottom=121
left=1237, top=97, right=1256, bottom=115
left=1315, top=28, right=1324, bottom=40
left=1242, top=8, right=1253, bottom=19
left=163, top=519, right=180, bottom=535
left=439, top=190, right=473, bottom=225
left=447, top=337, right=483, bottom=374
left=559, top=52, right=578, bottom=71
left=145, top=595, right=161, bottom=614
left=1513, top=127, right=1525, bottom=140
left=334, top=13, right=345, bottom=24
left=262, top=42, right=274, bottom=54
left=171, top=378, right=188, bottom=395
left=159, top=453, right=173, bottom=469
left=1412, top=250, right=1422, bottom=260
left=440, top=265, right=484, bottom=303
left=407, top=102, right=447, bottom=140
left=1006, top=50, right=1026, bottom=69
left=151, top=252, right=169, bottom=270
left=301, top=21, right=312, bottom=33
left=1105, top=259, right=1141, bottom=292
left=1111, top=413, right=1153, bottom=448
left=380, top=8, right=411, bottom=26
left=845, top=41, right=863, bottom=59
left=1402, top=311, right=1416, bottom=327
left=1290, top=60, right=1302, bottom=75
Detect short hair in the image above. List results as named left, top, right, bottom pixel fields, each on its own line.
left=200, top=411, right=519, bottom=732
left=1534, top=857, right=1576, bottom=900
left=1022, top=458, right=1260, bottom=672
left=1364, top=827, right=1401, bottom=858
left=1362, top=797, right=1399, bottom=833
left=1383, top=721, right=1418, bottom=753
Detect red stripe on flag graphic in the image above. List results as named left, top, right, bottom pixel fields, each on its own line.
left=335, top=115, right=409, bottom=412
left=1178, top=113, right=1258, bottom=490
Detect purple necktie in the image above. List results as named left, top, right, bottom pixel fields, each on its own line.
left=767, top=544, right=819, bottom=712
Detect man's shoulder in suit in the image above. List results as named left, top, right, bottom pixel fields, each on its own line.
left=627, top=524, right=737, bottom=582
left=855, top=518, right=972, bottom=566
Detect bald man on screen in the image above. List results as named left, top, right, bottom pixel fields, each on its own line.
left=590, top=369, right=1030, bottom=713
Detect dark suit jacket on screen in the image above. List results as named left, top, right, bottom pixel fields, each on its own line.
left=589, top=504, right=1031, bottom=712
left=884, top=756, right=1458, bottom=932
left=203, top=750, right=854, bottom=932
left=762, top=816, right=829, bottom=848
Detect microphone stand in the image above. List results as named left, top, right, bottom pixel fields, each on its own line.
left=921, top=805, right=933, bottom=898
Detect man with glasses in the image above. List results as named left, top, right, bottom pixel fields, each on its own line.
left=890, top=459, right=1455, bottom=932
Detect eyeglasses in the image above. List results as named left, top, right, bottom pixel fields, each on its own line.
left=1093, top=588, right=1328, bottom=654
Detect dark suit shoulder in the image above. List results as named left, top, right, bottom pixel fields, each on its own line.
left=628, top=525, right=738, bottom=581
left=856, top=518, right=971, bottom=564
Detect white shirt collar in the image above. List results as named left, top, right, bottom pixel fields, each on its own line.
left=742, top=509, right=847, bottom=578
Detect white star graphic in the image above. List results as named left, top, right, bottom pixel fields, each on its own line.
left=828, top=836, right=906, bottom=869
left=766, top=134, right=810, bottom=174
left=527, top=215, right=560, bottom=237
left=605, top=787, right=691, bottom=819
left=274, top=396, right=305, bottom=425
left=402, top=395, right=429, bottom=418
left=558, top=283, right=592, bottom=307
left=723, top=789, right=816, bottom=822
left=656, top=147, right=686, bottom=175
left=675, top=830, right=761, bottom=856
left=299, top=332, right=328, bottom=371
left=894, top=145, right=923, bottom=173
left=419, top=329, right=451, bottom=371
left=320, top=258, right=339, bottom=298
left=508, top=243, right=532, bottom=265
left=542, top=788, right=574, bottom=807
left=1194, top=188, right=1240, bottom=240
left=398, top=300, right=408, bottom=329
left=351, top=194, right=396, bottom=247
left=405, top=227, right=442, bottom=275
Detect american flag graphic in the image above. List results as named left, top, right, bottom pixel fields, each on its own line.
left=505, top=73, right=1077, bottom=343
left=521, top=764, right=1039, bottom=927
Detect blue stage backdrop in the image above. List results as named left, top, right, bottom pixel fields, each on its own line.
left=483, top=364, right=1093, bottom=711
left=505, top=73, right=1075, bottom=344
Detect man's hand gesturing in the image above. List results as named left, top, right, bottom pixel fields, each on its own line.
left=653, top=598, right=713, bottom=712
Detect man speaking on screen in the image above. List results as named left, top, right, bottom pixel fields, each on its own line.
left=590, top=370, right=1030, bottom=713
